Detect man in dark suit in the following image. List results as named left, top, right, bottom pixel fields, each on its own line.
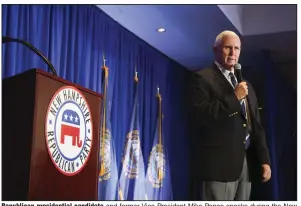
left=189, top=30, right=271, bottom=200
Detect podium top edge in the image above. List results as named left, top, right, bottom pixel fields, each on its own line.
left=4, top=68, right=103, bottom=99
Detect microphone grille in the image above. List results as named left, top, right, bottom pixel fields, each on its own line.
left=234, top=63, right=241, bottom=70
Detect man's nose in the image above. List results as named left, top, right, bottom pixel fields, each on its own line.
left=229, top=48, right=234, bottom=55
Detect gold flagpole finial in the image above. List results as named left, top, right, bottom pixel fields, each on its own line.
left=102, top=55, right=108, bottom=77
left=156, top=85, right=162, bottom=101
left=134, top=66, right=138, bottom=82
left=102, top=51, right=106, bottom=66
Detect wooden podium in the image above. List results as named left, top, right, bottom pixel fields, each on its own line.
left=2, top=69, right=102, bottom=200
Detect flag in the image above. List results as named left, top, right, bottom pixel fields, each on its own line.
left=117, top=73, right=146, bottom=200
left=145, top=90, right=173, bottom=200
left=98, top=65, right=118, bottom=200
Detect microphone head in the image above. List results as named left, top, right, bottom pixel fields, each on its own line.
left=234, top=63, right=242, bottom=82
left=234, top=63, right=241, bottom=70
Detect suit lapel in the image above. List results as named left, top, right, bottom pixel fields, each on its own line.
left=212, top=64, right=251, bottom=121
left=211, top=64, right=235, bottom=94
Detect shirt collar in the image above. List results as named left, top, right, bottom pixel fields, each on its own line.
left=215, top=61, right=234, bottom=77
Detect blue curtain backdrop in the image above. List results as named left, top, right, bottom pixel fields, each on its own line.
left=240, top=52, right=297, bottom=201
left=2, top=5, right=296, bottom=201
left=2, top=4, right=190, bottom=200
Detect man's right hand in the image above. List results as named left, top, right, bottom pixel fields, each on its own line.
left=235, top=82, right=248, bottom=100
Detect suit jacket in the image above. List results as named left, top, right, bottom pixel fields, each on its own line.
left=189, top=64, right=270, bottom=182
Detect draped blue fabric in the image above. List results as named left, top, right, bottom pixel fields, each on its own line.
left=263, top=52, right=280, bottom=200
left=259, top=51, right=297, bottom=201
left=2, top=4, right=190, bottom=200
left=241, top=52, right=297, bottom=201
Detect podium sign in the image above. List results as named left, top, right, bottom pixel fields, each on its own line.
left=2, top=69, right=101, bottom=200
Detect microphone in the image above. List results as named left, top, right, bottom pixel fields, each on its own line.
left=2, top=37, right=11, bottom=43
left=234, top=63, right=242, bottom=83
left=2, top=36, right=57, bottom=76
left=234, top=63, right=251, bottom=127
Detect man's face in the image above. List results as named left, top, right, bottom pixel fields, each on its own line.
left=214, top=34, right=241, bottom=70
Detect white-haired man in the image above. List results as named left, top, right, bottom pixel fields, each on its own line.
left=189, top=30, right=271, bottom=200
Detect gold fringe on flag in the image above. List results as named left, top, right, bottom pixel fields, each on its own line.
left=118, top=186, right=124, bottom=200
left=157, top=91, right=164, bottom=181
left=99, top=62, right=109, bottom=177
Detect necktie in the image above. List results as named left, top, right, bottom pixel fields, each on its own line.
left=229, top=72, right=250, bottom=149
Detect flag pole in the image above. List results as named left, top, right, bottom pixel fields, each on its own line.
left=156, top=87, right=162, bottom=146
left=156, top=86, right=163, bottom=180
left=99, top=55, right=108, bottom=176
